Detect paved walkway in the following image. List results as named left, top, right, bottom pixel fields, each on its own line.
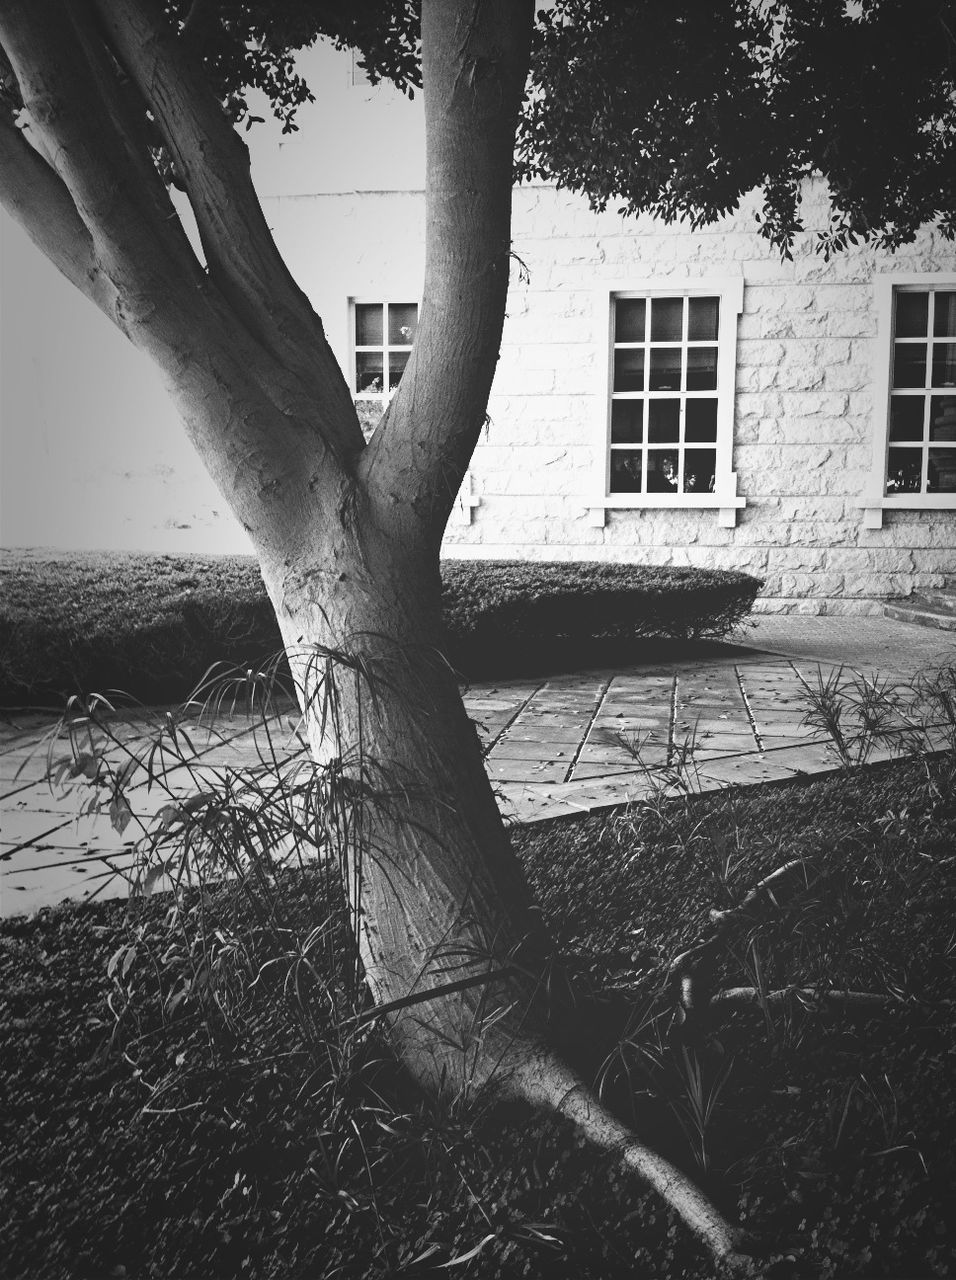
left=2, top=617, right=954, bottom=917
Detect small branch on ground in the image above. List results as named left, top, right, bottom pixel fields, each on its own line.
left=710, top=986, right=892, bottom=1014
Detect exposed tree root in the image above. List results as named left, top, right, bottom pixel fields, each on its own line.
left=667, top=860, right=825, bottom=1035
left=710, top=985, right=891, bottom=1014
left=708, top=860, right=810, bottom=929
left=668, top=860, right=814, bottom=989
left=505, top=1050, right=770, bottom=1278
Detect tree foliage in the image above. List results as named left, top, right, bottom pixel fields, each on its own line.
left=6, top=1, right=952, bottom=259
left=516, top=0, right=956, bottom=254
left=160, top=0, right=421, bottom=132
left=99, top=0, right=956, bottom=256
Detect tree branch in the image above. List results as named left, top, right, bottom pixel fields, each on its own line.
left=0, top=107, right=105, bottom=306
left=90, top=0, right=364, bottom=460
left=0, top=0, right=206, bottom=346
left=360, top=0, right=534, bottom=546
left=0, top=0, right=355, bottom=553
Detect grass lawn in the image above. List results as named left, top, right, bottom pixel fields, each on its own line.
left=2, top=756, right=955, bottom=1279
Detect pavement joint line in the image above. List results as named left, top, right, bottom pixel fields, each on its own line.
left=39, top=709, right=300, bottom=795
left=667, top=673, right=679, bottom=767
left=0, top=778, right=42, bottom=802
left=0, top=725, right=56, bottom=758
left=480, top=680, right=548, bottom=757
left=123, top=719, right=284, bottom=793
left=561, top=671, right=616, bottom=784
left=734, top=663, right=767, bottom=753
left=1, top=817, right=73, bottom=859
left=2, top=848, right=138, bottom=874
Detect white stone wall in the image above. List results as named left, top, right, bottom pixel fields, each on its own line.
left=438, top=182, right=956, bottom=613
left=268, top=180, right=956, bottom=614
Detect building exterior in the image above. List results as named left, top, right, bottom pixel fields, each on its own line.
left=4, top=42, right=954, bottom=612
left=287, top=177, right=955, bottom=614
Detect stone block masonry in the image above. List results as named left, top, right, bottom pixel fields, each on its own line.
left=279, top=182, right=956, bottom=613
left=441, top=181, right=956, bottom=612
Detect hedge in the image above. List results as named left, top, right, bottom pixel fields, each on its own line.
left=0, top=550, right=761, bottom=705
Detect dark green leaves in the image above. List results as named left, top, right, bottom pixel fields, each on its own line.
left=515, top=0, right=956, bottom=254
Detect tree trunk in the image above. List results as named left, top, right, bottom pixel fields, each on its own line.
left=255, top=513, right=556, bottom=1093
left=248, top=472, right=757, bottom=1274
left=253, top=513, right=758, bottom=1272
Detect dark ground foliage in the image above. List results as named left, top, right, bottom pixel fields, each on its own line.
left=0, top=550, right=761, bottom=706
left=2, top=756, right=955, bottom=1278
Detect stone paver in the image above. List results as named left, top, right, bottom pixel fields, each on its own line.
left=2, top=618, right=954, bottom=917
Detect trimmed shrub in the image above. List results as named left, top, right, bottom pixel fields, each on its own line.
left=0, top=550, right=761, bottom=705
left=441, top=559, right=761, bottom=673
left=0, top=550, right=273, bottom=708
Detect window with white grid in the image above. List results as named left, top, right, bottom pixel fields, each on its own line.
left=591, top=279, right=744, bottom=526
left=885, top=288, right=956, bottom=496
left=860, top=274, right=956, bottom=527
left=351, top=300, right=419, bottom=440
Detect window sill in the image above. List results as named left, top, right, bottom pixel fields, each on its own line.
left=587, top=492, right=746, bottom=528
left=856, top=493, right=956, bottom=529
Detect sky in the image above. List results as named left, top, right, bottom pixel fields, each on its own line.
left=0, top=40, right=425, bottom=554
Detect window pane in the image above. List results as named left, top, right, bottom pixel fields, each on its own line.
left=886, top=447, right=923, bottom=494
left=650, top=297, right=683, bottom=342
left=931, top=342, right=956, bottom=388
left=930, top=394, right=956, bottom=442
left=614, top=349, right=645, bottom=392
left=889, top=397, right=925, bottom=441
left=388, top=351, right=410, bottom=391
left=895, top=292, right=929, bottom=338
left=645, top=449, right=679, bottom=492
left=610, top=400, right=644, bottom=443
left=928, top=449, right=956, bottom=492
left=683, top=448, right=717, bottom=493
left=355, top=352, right=384, bottom=394
left=686, top=347, right=718, bottom=391
left=648, top=348, right=682, bottom=391
left=355, top=303, right=384, bottom=347
left=615, top=299, right=646, bottom=343
left=933, top=292, right=956, bottom=338
left=685, top=399, right=718, bottom=442
left=610, top=450, right=643, bottom=493
left=893, top=343, right=927, bottom=388
left=388, top=303, right=418, bottom=346
left=647, top=399, right=680, bottom=442
left=687, top=297, right=719, bottom=342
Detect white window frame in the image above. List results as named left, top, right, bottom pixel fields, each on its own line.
left=859, top=272, right=956, bottom=528
left=587, top=277, right=746, bottom=529
left=347, top=297, right=479, bottom=525
left=349, top=297, right=419, bottom=433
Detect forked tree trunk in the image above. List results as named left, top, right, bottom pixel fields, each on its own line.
left=252, top=504, right=758, bottom=1276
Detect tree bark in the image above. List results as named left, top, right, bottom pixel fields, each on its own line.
left=256, top=517, right=555, bottom=1092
